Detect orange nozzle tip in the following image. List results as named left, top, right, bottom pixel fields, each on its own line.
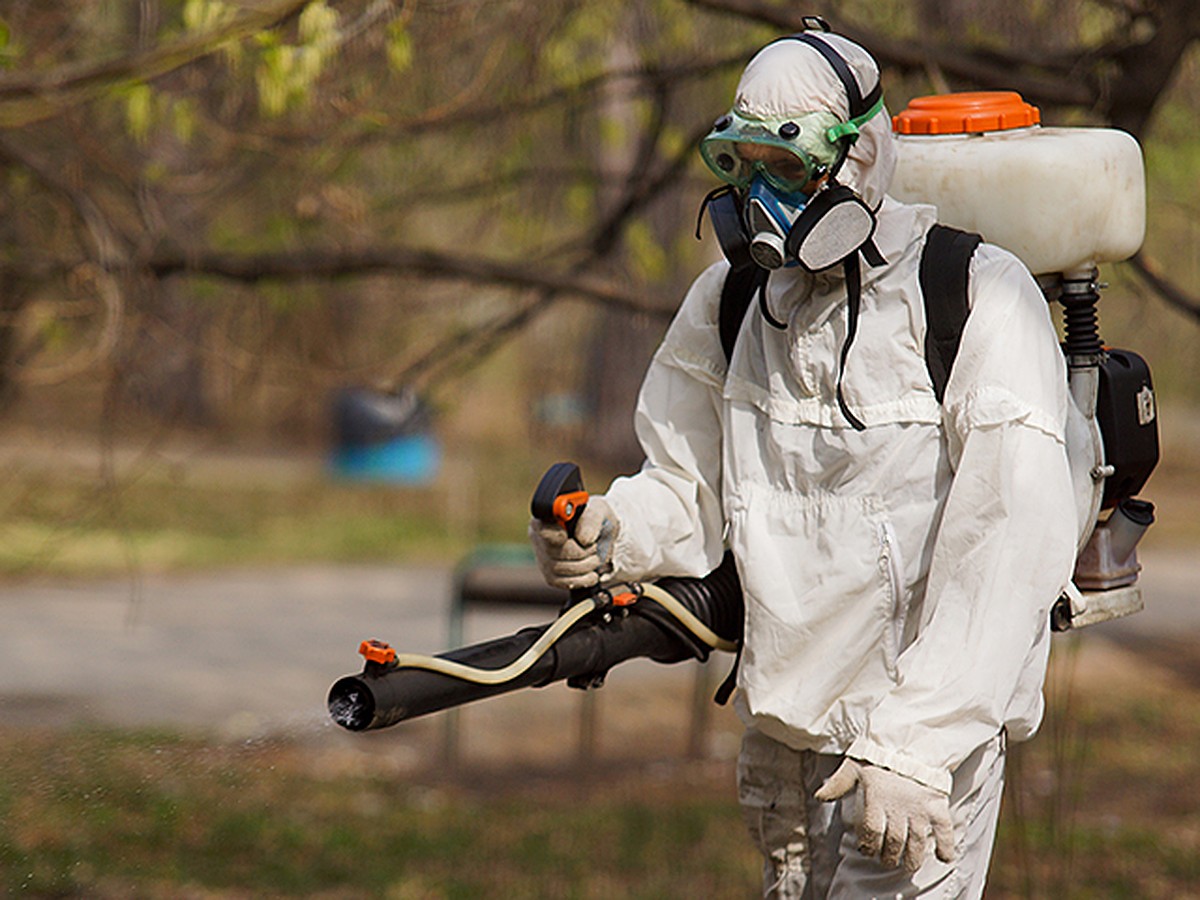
left=359, top=639, right=396, bottom=665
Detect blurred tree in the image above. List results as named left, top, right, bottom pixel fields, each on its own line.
left=691, top=0, right=1200, bottom=139
left=0, top=0, right=1196, bottom=459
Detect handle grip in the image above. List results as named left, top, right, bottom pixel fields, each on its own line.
left=531, top=461, right=589, bottom=538
left=531, top=462, right=595, bottom=603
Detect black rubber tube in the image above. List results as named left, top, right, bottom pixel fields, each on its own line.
left=328, top=553, right=743, bottom=731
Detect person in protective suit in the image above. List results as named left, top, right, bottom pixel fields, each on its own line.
left=531, top=24, right=1077, bottom=899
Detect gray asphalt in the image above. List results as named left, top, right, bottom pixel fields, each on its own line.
left=0, top=548, right=1194, bottom=736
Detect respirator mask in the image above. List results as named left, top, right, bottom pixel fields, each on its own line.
left=699, top=101, right=884, bottom=273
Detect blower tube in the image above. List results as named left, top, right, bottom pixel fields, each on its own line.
left=328, top=553, right=742, bottom=732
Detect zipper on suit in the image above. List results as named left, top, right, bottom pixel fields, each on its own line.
left=879, top=520, right=907, bottom=673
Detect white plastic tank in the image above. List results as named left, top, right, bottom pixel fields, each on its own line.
left=889, top=92, right=1145, bottom=276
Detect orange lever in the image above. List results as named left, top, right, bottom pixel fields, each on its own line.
left=552, top=490, right=590, bottom=529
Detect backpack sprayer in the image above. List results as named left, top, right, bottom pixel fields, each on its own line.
left=890, top=92, right=1159, bottom=629
left=327, top=92, right=1160, bottom=732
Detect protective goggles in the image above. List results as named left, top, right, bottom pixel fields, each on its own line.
left=698, top=103, right=882, bottom=194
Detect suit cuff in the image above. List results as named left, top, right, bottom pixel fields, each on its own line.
left=846, top=735, right=952, bottom=795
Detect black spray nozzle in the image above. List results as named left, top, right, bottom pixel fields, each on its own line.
left=327, top=554, right=744, bottom=732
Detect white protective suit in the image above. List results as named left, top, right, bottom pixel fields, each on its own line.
left=599, top=34, right=1079, bottom=892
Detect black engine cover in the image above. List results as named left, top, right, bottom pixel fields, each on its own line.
left=1097, top=348, right=1159, bottom=508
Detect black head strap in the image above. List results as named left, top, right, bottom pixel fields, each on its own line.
left=787, top=32, right=882, bottom=124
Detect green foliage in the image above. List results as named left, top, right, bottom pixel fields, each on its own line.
left=598, top=110, right=631, bottom=154
left=564, top=181, right=595, bottom=223
left=182, top=0, right=238, bottom=33
left=255, top=1, right=341, bottom=117
left=0, top=15, right=15, bottom=69
left=117, top=83, right=197, bottom=147
left=123, top=83, right=154, bottom=144
left=625, top=218, right=669, bottom=283
left=170, top=96, right=197, bottom=144
left=657, top=122, right=691, bottom=162
left=1145, top=68, right=1200, bottom=212
left=385, top=17, right=413, bottom=73
left=539, top=1, right=625, bottom=85
left=1076, top=0, right=1126, bottom=45
left=4, top=0, right=1199, bottom=468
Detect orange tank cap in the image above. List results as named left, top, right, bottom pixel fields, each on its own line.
left=892, top=91, right=1041, bottom=135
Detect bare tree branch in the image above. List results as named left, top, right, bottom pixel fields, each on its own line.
left=684, top=0, right=1095, bottom=106
left=0, top=135, right=127, bottom=265
left=144, top=245, right=673, bottom=320
left=394, top=294, right=556, bottom=393
left=1104, top=0, right=1200, bottom=135
left=1129, top=252, right=1200, bottom=324
left=326, top=48, right=753, bottom=148
left=0, top=0, right=311, bottom=127
left=583, top=115, right=715, bottom=260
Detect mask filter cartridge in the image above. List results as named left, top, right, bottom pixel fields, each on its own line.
left=745, top=178, right=807, bottom=269
left=786, top=184, right=878, bottom=272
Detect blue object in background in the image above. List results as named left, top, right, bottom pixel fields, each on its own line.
left=329, top=387, right=441, bottom=485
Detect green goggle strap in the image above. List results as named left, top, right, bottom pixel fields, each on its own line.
left=824, top=95, right=885, bottom=145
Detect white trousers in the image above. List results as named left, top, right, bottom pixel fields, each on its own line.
left=737, top=729, right=1007, bottom=900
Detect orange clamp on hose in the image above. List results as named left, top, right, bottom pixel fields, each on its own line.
left=359, top=639, right=396, bottom=665
left=552, top=490, right=589, bottom=528
left=611, top=591, right=639, bottom=608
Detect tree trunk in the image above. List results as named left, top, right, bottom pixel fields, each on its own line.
left=579, top=23, right=659, bottom=471
left=0, top=270, right=31, bottom=413
left=115, top=272, right=211, bottom=426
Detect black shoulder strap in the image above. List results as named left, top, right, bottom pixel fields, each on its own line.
left=920, top=224, right=982, bottom=404
left=719, top=265, right=765, bottom=365
left=712, top=272, right=756, bottom=703
left=720, top=226, right=980, bottom=398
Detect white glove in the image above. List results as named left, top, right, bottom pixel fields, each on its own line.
left=528, top=496, right=620, bottom=591
left=815, top=758, right=956, bottom=873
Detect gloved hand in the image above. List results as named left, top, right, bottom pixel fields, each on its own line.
left=528, top=496, right=620, bottom=591
left=815, top=758, right=956, bottom=873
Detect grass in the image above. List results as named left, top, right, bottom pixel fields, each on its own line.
left=989, top=637, right=1200, bottom=898
left=0, top=440, right=551, bottom=579
left=0, top=728, right=760, bottom=898
left=1, top=636, right=1199, bottom=898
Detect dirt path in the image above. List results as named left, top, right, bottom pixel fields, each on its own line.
left=0, top=564, right=458, bottom=734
